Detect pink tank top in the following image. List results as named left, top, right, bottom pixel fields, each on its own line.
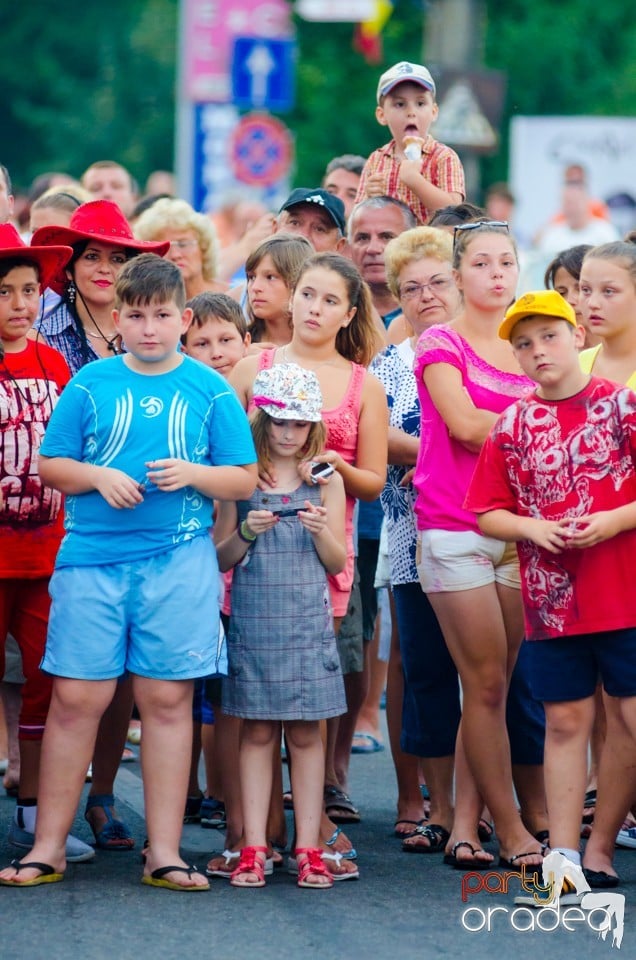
left=253, top=349, right=366, bottom=470
left=253, top=350, right=366, bottom=607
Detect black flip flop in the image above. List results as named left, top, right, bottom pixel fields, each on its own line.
left=402, top=823, right=450, bottom=854
left=443, top=841, right=493, bottom=870
left=583, top=867, right=620, bottom=888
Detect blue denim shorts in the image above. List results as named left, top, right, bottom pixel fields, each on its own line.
left=43, top=536, right=221, bottom=681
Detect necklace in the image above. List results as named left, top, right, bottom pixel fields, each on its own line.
left=76, top=289, right=122, bottom=354
left=85, top=327, right=120, bottom=348
left=282, top=344, right=337, bottom=370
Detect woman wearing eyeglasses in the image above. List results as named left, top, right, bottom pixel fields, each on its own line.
left=134, top=197, right=228, bottom=299
left=371, top=226, right=462, bottom=849
left=412, top=221, right=548, bottom=870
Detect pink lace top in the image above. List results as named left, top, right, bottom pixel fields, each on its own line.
left=413, top=325, right=532, bottom=533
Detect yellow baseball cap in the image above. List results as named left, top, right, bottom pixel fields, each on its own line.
left=499, top=290, right=577, bottom=341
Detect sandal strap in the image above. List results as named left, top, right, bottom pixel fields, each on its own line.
left=295, top=848, right=331, bottom=882
left=231, top=846, right=267, bottom=883
left=419, top=824, right=450, bottom=845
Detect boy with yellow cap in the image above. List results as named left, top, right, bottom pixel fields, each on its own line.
left=465, top=289, right=636, bottom=892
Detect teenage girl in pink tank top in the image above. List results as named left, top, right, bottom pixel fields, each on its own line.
left=233, top=252, right=388, bottom=620
left=231, top=253, right=387, bottom=864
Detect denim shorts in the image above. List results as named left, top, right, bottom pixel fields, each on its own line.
left=527, top=627, right=636, bottom=702
left=417, top=529, right=520, bottom=593
left=43, top=536, right=220, bottom=681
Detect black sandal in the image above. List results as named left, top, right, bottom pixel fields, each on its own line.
left=402, top=823, right=450, bottom=854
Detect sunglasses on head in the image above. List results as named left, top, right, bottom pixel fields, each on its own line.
left=452, top=220, right=509, bottom=249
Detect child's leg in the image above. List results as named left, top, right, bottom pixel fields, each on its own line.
left=85, top=676, right=135, bottom=847
left=240, top=719, right=279, bottom=846
left=214, top=710, right=242, bottom=846
left=0, top=677, right=116, bottom=882
left=227, top=718, right=278, bottom=886
left=133, top=676, right=207, bottom=887
left=543, top=697, right=595, bottom=852
left=267, top=748, right=287, bottom=851
left=287, top=719, right=332, bottom=888
left=287, top=720, right=325, bottom=850
left=1, top=681, right=21, bottom=791
left=584, top=694, right=636, bottom=875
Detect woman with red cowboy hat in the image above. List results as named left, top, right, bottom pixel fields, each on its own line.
left=29, top=201, right=169, bottom=854
left=32, top=199, right=169, bottom=375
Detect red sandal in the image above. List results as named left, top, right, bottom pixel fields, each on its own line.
left=295, top=847, right=334, bottom=889
left=230, top=846, right=267, bottom=888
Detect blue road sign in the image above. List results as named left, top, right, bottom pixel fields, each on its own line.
left=231, top=36, right=296, bottom=112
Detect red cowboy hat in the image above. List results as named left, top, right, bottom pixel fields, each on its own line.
left=31, top=199, right=170, bottom=293
left=0, top=222, right=73, bottom=293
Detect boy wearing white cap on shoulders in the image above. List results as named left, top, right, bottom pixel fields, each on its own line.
left=355, top=61, right=465, bottom=225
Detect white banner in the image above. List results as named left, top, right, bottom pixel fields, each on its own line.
left=296, top=0, right=375, bottom=20
left=510, top=116, right=636, bottom=242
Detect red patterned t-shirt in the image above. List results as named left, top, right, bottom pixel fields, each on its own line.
left=0, top=340, right=70, bottom=577
left=466, top=377, right=636, bottom=641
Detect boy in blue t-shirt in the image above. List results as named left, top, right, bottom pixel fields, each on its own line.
left=0, top=254, right=257, bottom=889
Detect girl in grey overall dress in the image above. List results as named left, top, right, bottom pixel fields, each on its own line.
left=215, top=362, right=347, bottom=889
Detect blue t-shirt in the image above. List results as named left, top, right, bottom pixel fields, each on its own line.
left=40, top=354, right=256, bottom=567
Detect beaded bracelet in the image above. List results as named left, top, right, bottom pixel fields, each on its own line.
left=238, top=520, right=257, bottom=543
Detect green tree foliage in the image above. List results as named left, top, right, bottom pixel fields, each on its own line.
left=0, top=0, right=177, bottom=190
left=482, top=0, right=636, bottom=184
left=2, top=1, right=634, bottom=198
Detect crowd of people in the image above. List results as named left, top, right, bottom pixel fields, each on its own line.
left=1, top=57, right=636, bottom=899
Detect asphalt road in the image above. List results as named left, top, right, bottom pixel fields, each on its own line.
left=0, top=721, right=633, bottom=960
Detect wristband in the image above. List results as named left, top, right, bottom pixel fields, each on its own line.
left=238, top=520, right=257, bottom=543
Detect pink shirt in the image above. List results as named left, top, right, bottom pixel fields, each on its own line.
left=413, top=325, right=531, bottom=533
left=250, top=349, right=366, bottom=615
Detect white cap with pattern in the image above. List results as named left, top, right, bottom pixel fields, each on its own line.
left=252, top=363, right=323, bottom=422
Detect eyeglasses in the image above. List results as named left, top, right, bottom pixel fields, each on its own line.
left=399, top=277, right=452, bottom=301
left=452, top=220, right=509, bottom=249
left=169, top=239, right=199, bottom=251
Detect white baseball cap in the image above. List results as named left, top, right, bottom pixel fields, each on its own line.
left=377, top=61, right=436, bottom=103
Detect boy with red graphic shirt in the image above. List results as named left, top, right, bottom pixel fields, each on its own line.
left=466, top=289, right=636, bottom=891
left=0, top=225, right=96, bottom=863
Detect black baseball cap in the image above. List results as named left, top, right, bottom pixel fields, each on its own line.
left=279, top=188, right=346, bottom=235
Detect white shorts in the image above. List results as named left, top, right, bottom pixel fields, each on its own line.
left=416, top=529, right=520, bottom=593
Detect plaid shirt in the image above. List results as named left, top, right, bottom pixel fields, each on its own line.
left=34, top=301, right=101, bottom=376
left=355, top=136, right=465, bottom=225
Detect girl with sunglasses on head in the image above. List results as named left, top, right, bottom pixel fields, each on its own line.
left=412, top=220, right=548, bottom=871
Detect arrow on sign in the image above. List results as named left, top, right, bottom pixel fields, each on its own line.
left=244, top=43, right=276, bottom=107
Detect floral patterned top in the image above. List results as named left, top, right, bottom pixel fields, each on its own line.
left=370, top=339, right=420, bottom=585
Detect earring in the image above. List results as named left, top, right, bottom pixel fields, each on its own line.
left=67, top=280, right=76, bottom=304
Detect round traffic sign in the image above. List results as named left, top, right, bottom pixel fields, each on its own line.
left=230, top=113, right=293, bottom=186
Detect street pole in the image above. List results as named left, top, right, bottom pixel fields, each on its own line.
left=424, top=0, right=485, bottom=200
